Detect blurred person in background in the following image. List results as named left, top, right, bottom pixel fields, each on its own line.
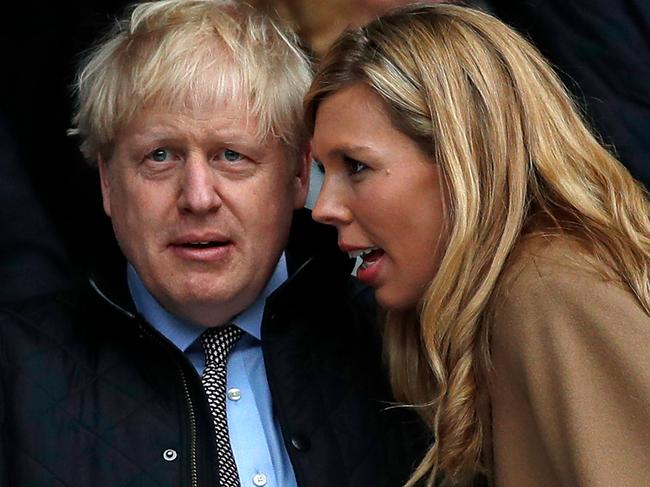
left=489, top=0, right=650, bottom=189
left=247, top=0, right=490, bottom=58
left=306, top=3, right=650, bottom=486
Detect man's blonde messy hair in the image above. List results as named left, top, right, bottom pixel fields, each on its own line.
left=305, top=3, right=650, bottom=486
left=71, top=0, right=312, bottom=165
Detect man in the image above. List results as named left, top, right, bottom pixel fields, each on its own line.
left=0, top=1, right=424, bottom=486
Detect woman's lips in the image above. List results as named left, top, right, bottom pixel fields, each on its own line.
left=355, top=249, right=385, bottom=285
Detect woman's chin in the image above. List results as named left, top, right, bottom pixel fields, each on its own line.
left=375, top=287, right=422, bottom=312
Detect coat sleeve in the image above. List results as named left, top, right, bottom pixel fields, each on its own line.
left=490, top=256, right=650, bottom=486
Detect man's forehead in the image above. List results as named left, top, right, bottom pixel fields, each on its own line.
left=121, top=102, right=266, bottom=143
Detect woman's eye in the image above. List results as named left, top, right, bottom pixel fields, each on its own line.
left=148, top=148, right=171, bottom=163
left=351, top=161, right=367, bottom=174
left=223, top=149, right=244, bottom=162
left=313, top=159, right=325, bottom=174
left=344, top=156, right=368, bottom=175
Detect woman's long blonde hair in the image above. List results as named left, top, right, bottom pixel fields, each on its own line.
left=304, top=3, right=650, bottom=486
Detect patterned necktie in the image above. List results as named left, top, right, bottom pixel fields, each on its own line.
left=200, top=324, right=244, bottom=486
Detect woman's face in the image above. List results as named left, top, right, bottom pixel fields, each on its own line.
left=311, top=83, right=447, bottom=310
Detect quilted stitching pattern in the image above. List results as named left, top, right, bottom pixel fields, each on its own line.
left=1, top=300, right=185, bottom=487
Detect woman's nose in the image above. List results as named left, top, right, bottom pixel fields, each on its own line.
left=311, top=175, right=353, bottom=227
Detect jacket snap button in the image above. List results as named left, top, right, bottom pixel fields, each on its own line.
left=163, top=449, right=178, bottom=461
left=291, top=434, right=310, bottom=451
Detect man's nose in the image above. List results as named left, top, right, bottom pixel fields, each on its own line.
left=177, top=158, right=222, bottom=214
left=311, top=176, right=353, bottom=227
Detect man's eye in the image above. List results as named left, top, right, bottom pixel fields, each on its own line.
left=148, top=148, right=171, bottom=163
left=223, top=149, right=244, bottom=162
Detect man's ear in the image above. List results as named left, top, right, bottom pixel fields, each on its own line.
left=97, top=155, right=112, bottom=218
left=292, top=145, right=311, bottom=209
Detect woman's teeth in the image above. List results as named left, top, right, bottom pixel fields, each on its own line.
left=347, top=247, right=379, bottom=259
left=349, top=247, right=385, bottom=269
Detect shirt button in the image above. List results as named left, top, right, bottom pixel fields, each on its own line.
left=252, top=473, right=267, bottom=486
left=227, top=387, right=241, bottom=401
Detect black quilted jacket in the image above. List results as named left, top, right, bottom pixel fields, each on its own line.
left=0, top=210, right=426, bottom=487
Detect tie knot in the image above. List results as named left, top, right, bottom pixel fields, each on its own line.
left=200, top=324, right=243, bottom=367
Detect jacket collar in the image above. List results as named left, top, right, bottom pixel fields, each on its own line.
left=87, top=208, right=353, bottom=320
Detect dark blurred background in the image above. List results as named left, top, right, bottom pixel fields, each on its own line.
left=0, top=1, right=129, bottom=302
left=1, top=0, right=648, bottom=303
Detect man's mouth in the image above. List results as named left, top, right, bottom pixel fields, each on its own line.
left=180, top=240, right=230, bottom=249
left=170, top=234, right=234, bottom=261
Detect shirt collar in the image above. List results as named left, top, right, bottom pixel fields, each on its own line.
left=232, top=253, right=288, bottom=340
left=127, top=254, right=288, bottom=351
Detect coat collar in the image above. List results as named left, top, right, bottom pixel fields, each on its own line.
left=87, top=208, right=353, bottom=320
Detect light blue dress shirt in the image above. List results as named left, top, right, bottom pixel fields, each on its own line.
left=127, top=256, right=297, bottom=487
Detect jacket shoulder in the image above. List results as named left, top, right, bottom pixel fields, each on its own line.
left=488, top=239, right=650, bottom=486
left=491, top=236, right=646, bottom=348
left=494, top=236, right=622, bottom=308
left=0, top=287, right=92, bottom=338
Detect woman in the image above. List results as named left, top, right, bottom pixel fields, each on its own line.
left=304, top=4, right=650, bottom=487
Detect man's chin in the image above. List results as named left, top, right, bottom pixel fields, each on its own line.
left=161, top=290, right=250, bottom=327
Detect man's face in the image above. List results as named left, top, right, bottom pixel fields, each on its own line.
left=99, top=103, right=309, bottom=327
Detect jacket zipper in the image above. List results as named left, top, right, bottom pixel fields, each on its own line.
left=178, top=364, right=199, bottom=487
left=90, top=278, right=200, bottom=486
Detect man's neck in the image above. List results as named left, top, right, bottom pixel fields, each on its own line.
left=126, top=255, right=288, bottom=351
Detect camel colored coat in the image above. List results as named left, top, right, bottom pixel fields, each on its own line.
left=487, top=237, right=650, bottom=487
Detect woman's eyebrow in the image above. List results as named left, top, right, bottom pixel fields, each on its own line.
left=327, top=143, right=376, bottom=159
